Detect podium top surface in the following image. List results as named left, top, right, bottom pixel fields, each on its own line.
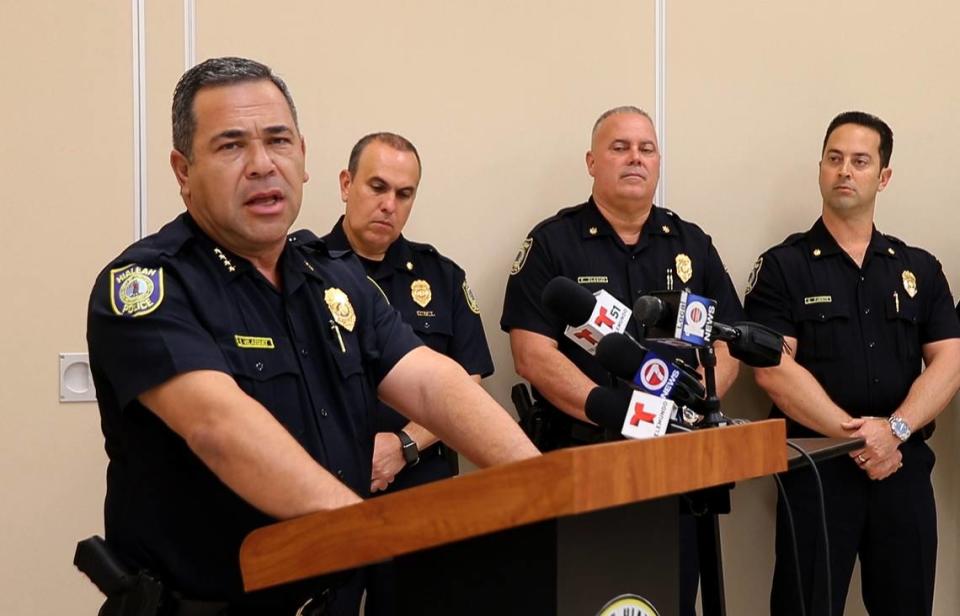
left=240, top=419, right=787, bottom=591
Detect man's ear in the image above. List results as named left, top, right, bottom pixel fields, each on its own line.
left=585, top=150, right=595, bottom=178
left=301, top=135, right=309, bottom=183
left=339, top=169, right=352, bottom=203
left=170, top=149, right=191, bottom=199
left=878, top=166, right=893, bottom=192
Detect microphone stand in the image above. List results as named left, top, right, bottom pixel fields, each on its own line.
left=693, top=343, right=732, bottom=616
left=697, top=344, right=732, bottom=428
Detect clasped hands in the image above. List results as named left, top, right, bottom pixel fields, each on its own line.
left=842, top=417, right=903, bottom=481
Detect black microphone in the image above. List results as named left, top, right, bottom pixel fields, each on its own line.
left=585, top=386, right=689, bottom=437
left=541, top=276, right=633, bottom=355
left=541, top=276, right=596, bottom=326
left=633, top=292, right=783, bottom=367
left=595, top=333, right=706, bottom=407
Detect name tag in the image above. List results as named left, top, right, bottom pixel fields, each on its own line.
left=803, top=295, right=832, bottom=305
left=235, top=335, right=275, bottom=349
left=577, top=275, right=609, bottom=285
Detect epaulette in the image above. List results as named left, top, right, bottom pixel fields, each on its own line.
left=406, top=239, right=439, bottom=256
left=288, top=229, right=351, bottom=259
left=883, top=233, right=907, bottom=247
left=529, top=202, right=586, bottom=234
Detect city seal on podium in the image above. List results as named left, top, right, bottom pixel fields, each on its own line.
left=596, top=593, right=661, bottom=616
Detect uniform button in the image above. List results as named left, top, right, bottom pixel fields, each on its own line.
left=336, top=469, right=344, bottom=479
left=300, top=348, right=309, bottom=356
left=868, top=341, right=876, bottom=348
left=873, top=378, right=880, bottom=384
left=860, top=276, right=865, bottom=282
left=320, top=408, right=328, bottom=417
left=424, top=322, right=430, bottom=329
left=255, top=362, right=264, bottom=372
left=864, top=308, right=871, bottom=315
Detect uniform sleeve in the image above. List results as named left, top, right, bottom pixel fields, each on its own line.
left=448, top=268, right=495, bottom=377
left=743, top=252, right=797, bottom=338
left=703, top=239, right=745, bottom=324
left=919, top=256, right=960, bottom=344
left=86, top=264, right=229, bottom=410
left=500, top=232, right=562, bottom=339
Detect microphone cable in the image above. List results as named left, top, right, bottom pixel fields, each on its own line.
left=779, top=439, right=832, bottom=616
left=772, top=472, right=806, bottom=616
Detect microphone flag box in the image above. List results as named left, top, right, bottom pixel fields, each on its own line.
left=631, top=349, right=680, bottom=398
left=564, top=289, right=633, bottom=355
left=671, top=291, right=716, bottom=347
left=621, top=390, right=675, bottom=439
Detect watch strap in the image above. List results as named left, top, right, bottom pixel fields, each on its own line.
left=396, top=430, right=420, bottom=466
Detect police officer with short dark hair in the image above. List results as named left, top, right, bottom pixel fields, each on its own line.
left=746, top=111, right=960, bottom=616
left=322, top=133, right=494, bottom=615
left=86, top=57, right=538, bottom=615
left=323, top=132, right=493, bottom=494
left=500, top=106, right=743, bottom=616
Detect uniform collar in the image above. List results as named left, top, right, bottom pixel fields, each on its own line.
left=182, top=213, right=253, bottom=281
left=326, top=215, right=415, bottom=279
left=581, top=198, right=678, bottom=245
left=805, top=217, right=899, bottom=261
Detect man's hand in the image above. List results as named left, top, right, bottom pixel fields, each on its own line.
left=370, top=432, right=406, bottom=493
left=843, top=417, right=903, bottom=480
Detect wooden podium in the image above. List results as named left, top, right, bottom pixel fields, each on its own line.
left=240, top=420, right=787, bottom=615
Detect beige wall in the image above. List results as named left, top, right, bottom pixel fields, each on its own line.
left=1, top=1, right=957, bottom=613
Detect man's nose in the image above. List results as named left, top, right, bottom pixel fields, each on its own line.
left=245, top=141, right=276, bottom=177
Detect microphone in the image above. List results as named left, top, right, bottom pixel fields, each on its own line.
left=585, top=386, right=677, bottom=440
left=595, top=333, right=706, bottom=407
left=541, top=276, right=632, bottom=355
left=634, top=292, right=783, bottom=367
left=633, top=291, right=717, bottom=347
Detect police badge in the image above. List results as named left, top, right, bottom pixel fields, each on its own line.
left=411, top=279, right=432, bottom=308
left=902, top=270, right=918, bottom=298
left=324, top=287, right=356, bottom=331
left=675, top=253, right=693, bottom=284
left=110, top=264, right=164, bottom=317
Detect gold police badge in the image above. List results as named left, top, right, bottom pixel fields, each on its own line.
left=324, top=287, right=356, bottom=331
left=902, top=270, right=918, bottom=298
left=675, top=253, right=693, bottom=284
left=462, top=280, right=481, bottom=315
left=511, top=237, right=533, bottom=275
left=596, top=594, right=661, bottom=616
left=411, top=279, right=432, bottom=308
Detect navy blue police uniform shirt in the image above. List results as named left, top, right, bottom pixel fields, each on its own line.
left=501, top=198, right=743, bottom=418
left=86, top=213, right=423, bottom=604
left=324, top=217, right=494, bottom=437
left=744, top=217, right=960, bottom=437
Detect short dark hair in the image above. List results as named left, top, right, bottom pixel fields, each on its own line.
left=347, top=132, right=422, bottom=177
left=822, top=111, right=893, bottom=169
left=172, top=57, right=299, bottom=159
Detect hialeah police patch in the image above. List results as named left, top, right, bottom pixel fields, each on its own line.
left=596, top=594, right=660, bottom=616
left=110, top=264, right=164, bottom=317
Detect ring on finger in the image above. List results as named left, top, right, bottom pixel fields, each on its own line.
left=857, top=454, right=866, bottom=464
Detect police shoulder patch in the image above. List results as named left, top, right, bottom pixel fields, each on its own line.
left=745, top=257, right=763, bottom=295
left=510, top=238, right=533, bottom=275
left=110, top=264, right=164, bottom=317
left=462, top=279, right=481, bottom=315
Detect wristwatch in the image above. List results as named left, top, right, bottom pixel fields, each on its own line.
left=889, top=414, right=912, bottom=443
left=396, top=430, right=420, bottom=467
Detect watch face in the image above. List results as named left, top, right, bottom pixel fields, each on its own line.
left=890, top=417, right=910, bottom=440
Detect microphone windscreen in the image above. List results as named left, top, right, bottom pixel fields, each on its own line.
left=633, top=295, right=666, bottom=327
left=596, top=333, right=647, bottom=380
left=541, top=276, right=596, bottom=326
left=584, top=386, right=631, bottom=430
